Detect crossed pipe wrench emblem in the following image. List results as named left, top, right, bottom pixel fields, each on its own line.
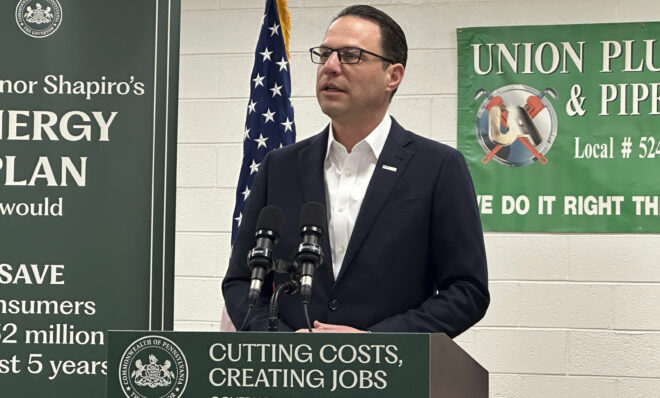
left=475, top=87, right=557, bottom=165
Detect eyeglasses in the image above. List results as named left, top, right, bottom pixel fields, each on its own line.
left=309, top=46, right=395, bottom=65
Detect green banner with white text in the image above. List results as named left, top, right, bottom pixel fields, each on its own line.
left=107, top=331, right=433, bottom=398
left=0, top=0, right=180, bottom=396
left=457, top=22, right=660, bottom=232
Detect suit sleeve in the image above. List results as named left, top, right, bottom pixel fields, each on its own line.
left=221, top=154, right=294, bottom=332
left=368, top=150, right=490, bottom=336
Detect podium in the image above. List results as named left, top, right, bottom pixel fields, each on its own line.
left=107, top=331, right=487, bottom=398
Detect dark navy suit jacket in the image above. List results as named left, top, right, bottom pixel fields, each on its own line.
left=222, top=118, right=489, bottom=336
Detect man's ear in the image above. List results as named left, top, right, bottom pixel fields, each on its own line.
left=386, top=64, right=405, bottom=93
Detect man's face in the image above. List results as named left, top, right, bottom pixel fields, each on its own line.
left=315, top=16, right=393, bottom=124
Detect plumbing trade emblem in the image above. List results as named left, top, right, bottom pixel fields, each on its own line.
left=474, top=84, right=558, bottom=167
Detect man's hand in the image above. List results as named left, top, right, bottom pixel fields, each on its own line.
left=295, top=321, right=367, bottom=333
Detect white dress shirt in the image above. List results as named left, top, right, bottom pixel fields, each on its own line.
left=324, top=112, right=391, bottom=279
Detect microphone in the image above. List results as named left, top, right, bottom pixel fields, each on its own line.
left=296, top=202, right=325, bottom=304
left=247, top=205, right=284, bottom=306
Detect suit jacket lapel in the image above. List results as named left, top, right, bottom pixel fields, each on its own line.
left=298, top=127, right=335, bottom=286
left=299, top=128, right=328, bottom=205
left=335, top=118, right=414, bottom=284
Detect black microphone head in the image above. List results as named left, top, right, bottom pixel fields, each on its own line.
left=299, top=202, right=326, bottom=230
left=256, top=205, right=284, bottom=236
left=297, top=202, right=325, bottom=303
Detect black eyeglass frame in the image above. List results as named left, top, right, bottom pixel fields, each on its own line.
left=309, top=46, right=396, bottom=65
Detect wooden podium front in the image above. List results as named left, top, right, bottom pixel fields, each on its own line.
left=107, top=331, right=487, bottom=398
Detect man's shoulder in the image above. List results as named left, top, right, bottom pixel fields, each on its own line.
left=267, top=129, right=327, bottom=160
left=392, top=120, right=462, bottom=161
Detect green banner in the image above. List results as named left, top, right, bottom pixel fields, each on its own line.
left=457, top=22, right=660, bottom=232
left=107, top=331, right=432, bottom=398
left=0, top=0, right=179, bottom=396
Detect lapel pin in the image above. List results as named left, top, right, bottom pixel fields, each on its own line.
left=382, top=165, right=397, bottom=172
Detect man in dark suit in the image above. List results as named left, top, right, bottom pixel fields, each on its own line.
left=222, top=5, right=489, bottom=336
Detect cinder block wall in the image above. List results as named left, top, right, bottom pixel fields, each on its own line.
left=175, top=1, right=660, bottom=396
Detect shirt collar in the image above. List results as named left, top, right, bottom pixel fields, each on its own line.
left=324, top=111, right=391, bottom=161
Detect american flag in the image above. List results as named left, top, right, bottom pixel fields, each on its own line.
left=231, top=0, right=296, bottom=241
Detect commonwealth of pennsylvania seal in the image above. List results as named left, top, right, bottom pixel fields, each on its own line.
left=119, top=335, right=188, bottom=398
left=15, top=0, right=63, bottom=38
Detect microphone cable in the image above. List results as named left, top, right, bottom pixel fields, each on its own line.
left=302, top=303, right=313, bottom=333
left=239, top=305, right=253, bottom=332
left=267, top=281, right=312, bottom=331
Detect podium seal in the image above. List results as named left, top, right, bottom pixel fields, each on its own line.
left=119, top=335, right=188, bottom=398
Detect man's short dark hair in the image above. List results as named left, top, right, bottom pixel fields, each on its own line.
left=333, top=5, right=408, bottom=69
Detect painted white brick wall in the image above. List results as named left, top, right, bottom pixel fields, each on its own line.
left=176, top=0, right=660, bottom=395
